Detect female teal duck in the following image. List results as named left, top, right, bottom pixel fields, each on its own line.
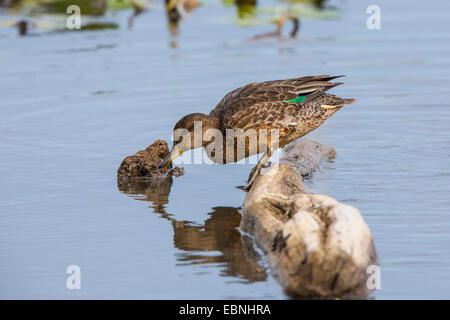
left=158, top=75, right=355, bottom=189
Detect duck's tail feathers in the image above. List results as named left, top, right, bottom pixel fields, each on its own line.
left=296, top=75, right=349, bottom=105
left=342, top=98, right=356, bottom=105
left=300, top=84, right=342, bottom=105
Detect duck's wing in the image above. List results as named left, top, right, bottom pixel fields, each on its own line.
left=224, top=100, right=299, bottom=133
left=210, top=75, right=344, bottom=128
left=209, top=85, right=246, bottom=118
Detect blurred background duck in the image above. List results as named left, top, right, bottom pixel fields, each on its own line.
left=128, top=0, right=149, bottom=29
left=158, top=75, right=355, bottom=190
left=166, top=0, right=200, bottom=22
left=14, top=19, right=36, bottom=36
left=250, top=13, right=300, bottom=41
left=165, top=0, right=200, bottom=47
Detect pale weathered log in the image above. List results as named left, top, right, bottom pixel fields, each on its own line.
left=241, top=139, right=378, bottom=298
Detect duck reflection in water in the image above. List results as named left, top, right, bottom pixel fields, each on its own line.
left=165, top=0, right=200, bottom=48
left=14, top=20, right=36, bottom=36
left=117, top=176, right=267, bottom=283
left=128, top=0, right=149, bottom=29
left=250, top=14, right=300, bottom=41
left=234, top=0, right=257, bottom=19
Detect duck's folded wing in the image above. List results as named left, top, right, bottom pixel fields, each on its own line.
left=210, top=75, right=344, bottom=124
left=224, top=100, right=300, bottom=135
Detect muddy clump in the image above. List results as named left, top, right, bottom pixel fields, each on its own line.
left=117, top=140, right=184, bottom=179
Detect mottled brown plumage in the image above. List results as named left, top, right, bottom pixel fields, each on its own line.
left=158, top=75, right=355, bottom=188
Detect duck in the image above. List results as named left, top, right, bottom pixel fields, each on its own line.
left=14, top=20, right=36, bottom=36
left=165, top=0, right=200, bottom=46
left=158, top=75, right=355, bottom=190
left=250, top=14, right=300, bottom=41
left=128, top=0, right=149, bottom=29
left=166, top=0, right=200, bottom=22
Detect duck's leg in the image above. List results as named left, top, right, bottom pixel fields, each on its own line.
left=244, top=150, right=272, bottom=191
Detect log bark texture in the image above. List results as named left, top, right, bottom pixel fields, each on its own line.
left=241, top=139, right=378, bottom=298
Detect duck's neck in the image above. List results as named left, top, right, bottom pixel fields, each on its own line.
left=290, top=17, right=299, bottom=37
left=189, top=114, right=221, bottom=148
left=276, top=15, right=299, bottom=38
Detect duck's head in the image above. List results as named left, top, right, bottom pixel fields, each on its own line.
left=157, top=113, right=218, bottom=168
left=276, top=14, right=300, bottom=38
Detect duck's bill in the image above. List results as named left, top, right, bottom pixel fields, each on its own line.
left=157, top=145, right=183, bottom=168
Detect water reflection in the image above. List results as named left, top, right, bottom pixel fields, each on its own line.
left=165, top=0, right=200, bottom=48
left=234, top=0, right=256, bottom=19
left=14, top=19, right=35, bottom=36
left=37, top=0, right=107, bottom=15
left=249, top=13, right=300, bottom=41
left=118, top=177, right=267, bottom=283
left=82, top=22, right=119, bottom=30
left=1, top=0, right=22, bottom=9
left=128, top=0, right=148, bottom=29
left=165, top=0, right=181, bottom=47
left=280, top=0, right=326, bottom=9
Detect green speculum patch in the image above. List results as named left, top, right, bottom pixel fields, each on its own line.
left=285, top=95, right=307, bottom=104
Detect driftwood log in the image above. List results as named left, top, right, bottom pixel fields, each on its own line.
left=241, top=140, right=378, bottom=298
